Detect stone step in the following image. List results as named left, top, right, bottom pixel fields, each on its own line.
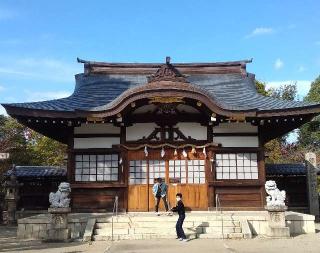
left=198, top=233, right=244, bottom=239
left=96, top=216, right=130, bottom=223
left=193, top=220, right=240, bottom=227
left=202, top=226, right=242, bottom=233
left=95, top=214, right=237, bottom=222
left=129, top=220, right=240, bottom=228
left=94, top=225, right=240, bottom=235
left=129, top=215, right=236, bottom=222
left=92, top=232, right=198, bottom=241
left=95, top=222, right=130, bottom=229
left=94, top=227, right=201, bottom=236
left=94, top=228, right=129, bottom=235
left=131, top=221, right=194, bottom=228
left=132, top=227, right=202, bottom=235
left=95, top=220, right=240, bottom=228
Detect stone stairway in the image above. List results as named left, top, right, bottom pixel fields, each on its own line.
left=92, top=213, right=244, bottom=241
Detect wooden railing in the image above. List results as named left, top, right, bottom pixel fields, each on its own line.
left=215, top=194, right=224, bottom=239
left=111, top=195, right=119, bottom=241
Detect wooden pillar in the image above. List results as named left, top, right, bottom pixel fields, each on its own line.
left=67, top=133, right=75, bottom=184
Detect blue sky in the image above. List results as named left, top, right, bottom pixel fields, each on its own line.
left=0, top=0, right=320, bottom=116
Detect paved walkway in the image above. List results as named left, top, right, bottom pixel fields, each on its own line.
left=0, top=226, right=111, bottom=253
left=0, top=225, right=319, bottom=253
left=107, top=234, right=320, bottom=253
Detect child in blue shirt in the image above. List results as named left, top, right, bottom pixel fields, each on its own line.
left=152, top=178, right=169, bottom=215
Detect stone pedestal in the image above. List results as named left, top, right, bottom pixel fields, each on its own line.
left=5, top=199, right=17, bottom=224
left=305, top=153, right=320, bottom=221
left=45, top=207, right=71, bottom=242
left=265, top=205, right=290, bottom=238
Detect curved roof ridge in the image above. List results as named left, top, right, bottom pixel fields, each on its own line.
left=77, top=57, right=253, bottom=67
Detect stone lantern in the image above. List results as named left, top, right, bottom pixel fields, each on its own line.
left=3, top=165, right=20, bottom=224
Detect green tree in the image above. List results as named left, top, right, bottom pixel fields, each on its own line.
left=268, top=83, right=297, bottom=101
left=255, top=81, right=302, bottom=163
left=255, top=80, right=269, bottom=96
left=298, top=76, right=320, bottom=150
left=0, top=116, right=67, bottom=187
left=26, top=130, right=67, bottom=166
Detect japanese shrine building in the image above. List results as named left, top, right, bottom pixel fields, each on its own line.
left=3, top=57, right=320, bottom=212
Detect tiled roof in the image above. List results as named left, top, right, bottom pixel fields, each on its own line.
left=5, top=166, right=67, bottom=178
left=2, top=164, right=318, bottom=178
left=266, top=163, right=311, bottom=175
left=2, top=70, right=319, bottom=114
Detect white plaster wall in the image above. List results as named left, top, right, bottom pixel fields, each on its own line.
left=74, top=123, right=120, bottom=134
left=176, top=123, right=207, bottom=140
left=213, top=136, right=259, bottom=147
left=126, top=123, right=157, bottom=141
left=73, top=137, right=120, bottom=149
left=213, top=123, right=258, bottom=133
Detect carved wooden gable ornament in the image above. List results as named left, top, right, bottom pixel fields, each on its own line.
left=147, top=56, right=188, bottom=84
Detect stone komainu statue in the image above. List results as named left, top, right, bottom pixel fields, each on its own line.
left=49, top=182, right=71, bottom=208
left=265, top=180, right=286, bottom=207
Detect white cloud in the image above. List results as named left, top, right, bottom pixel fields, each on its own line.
left=245, top=27, right=274, bottom=38
left=0, top=105, right=7, bottom=116
left=0, top=58, right=81, bottom=83
left=298, top=65, right=306, bottom=72
left=274, top=58, right=284, bottom=70
left=23, top=90, right=72, bottom=102
left=0, top=85, right=5, bottom=92
left=287, top=130, right=298, bottom=144
left=266, top=80, right=312, bottom=99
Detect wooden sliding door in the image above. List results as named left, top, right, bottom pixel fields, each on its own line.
left=127, top=149, right=208, bottom=212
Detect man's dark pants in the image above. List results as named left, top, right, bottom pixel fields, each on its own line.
left=155, top=196, right=169, bottom=212
left=176, top=214, right=186, bottom=239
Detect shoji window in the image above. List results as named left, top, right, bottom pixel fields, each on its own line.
left=129, top=160, right=147, bottom=184
left=188, top=160, right=206, bottom=183
left=215, top=153, right=258, bottom=180
left=149, top=160, right=166, bottom=184
left=168, top=160, right=187, bottom=183
left=75, top=154, right=119, bottom=182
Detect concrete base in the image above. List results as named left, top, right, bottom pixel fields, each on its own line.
left=264, top=206, right=290, bottom=238
left=44, top=207, right=71, bottom=242
left=45, top=228, right=70, bottom=242
left=16, top=211, right=316, bottom=241
left=266, top=226, right=290, bottom=238
left=48, top=207, right=71, bottom=214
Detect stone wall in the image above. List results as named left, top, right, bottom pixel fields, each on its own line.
left=246, top=211, right=315, bottom=235
left=17, top=214, right=87, bottom=240
left=16, top=211, right=315, bottom=240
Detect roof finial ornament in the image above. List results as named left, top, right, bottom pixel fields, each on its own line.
left=147, top=56, right=187, bottom=83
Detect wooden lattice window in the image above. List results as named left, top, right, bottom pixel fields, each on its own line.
left=215, top=153, right=258, bottom=180
left=75, top=154, right=119, bottom=182
left=148, top=160, right=166, bottom=184
left=187, top=160, right=206, bottom=184
left=129, top=160, right=147, bottom=184
left=169, top=160, right=187, bottom=183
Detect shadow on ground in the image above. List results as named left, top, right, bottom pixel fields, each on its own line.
left=0, top=226, right=87, bottom=253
